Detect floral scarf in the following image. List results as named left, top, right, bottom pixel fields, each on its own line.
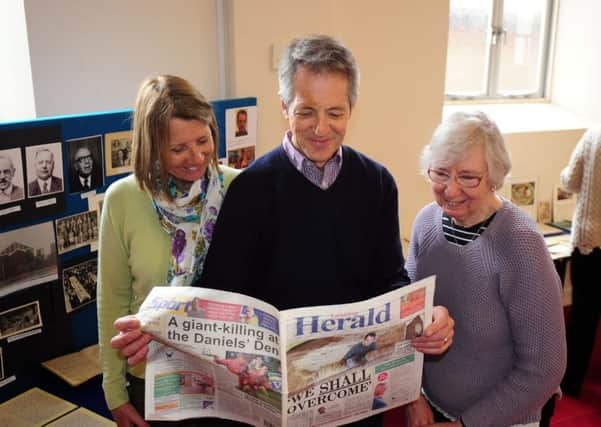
left=153, top=163, right=224, bottom=286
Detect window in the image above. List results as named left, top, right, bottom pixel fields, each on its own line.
left=445, top=0, right=555, bottom=100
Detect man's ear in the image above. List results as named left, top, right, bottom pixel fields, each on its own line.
left=280, top=97, right=289, bottom=119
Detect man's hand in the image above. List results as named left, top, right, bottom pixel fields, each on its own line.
left=411, top=305, right=454, bottom=355
left=111, top=315, right=153, bottom=366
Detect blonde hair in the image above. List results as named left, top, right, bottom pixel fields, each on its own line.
left=132, top=75, right=219, bottom=200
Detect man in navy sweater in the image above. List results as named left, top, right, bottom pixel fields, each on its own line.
left=200, top=35, right=454, bottom=426
left=112, top=34, right=455, bottom=427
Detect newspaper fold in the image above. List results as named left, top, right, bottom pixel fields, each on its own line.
left=138, top=275, right=435, bottom=427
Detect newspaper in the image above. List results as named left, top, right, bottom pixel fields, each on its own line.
left=138, top=276, right=435, bottom=426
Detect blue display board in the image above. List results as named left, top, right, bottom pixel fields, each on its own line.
left=0, top=97, right=256, bottom=403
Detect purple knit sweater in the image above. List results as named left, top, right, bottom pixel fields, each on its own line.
left=407, top=200, right=566, bottom=427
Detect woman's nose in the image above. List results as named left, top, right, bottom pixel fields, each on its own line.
left=444, top=177, right=462, bottom=196
left=189, top=146, right=207, bottom=162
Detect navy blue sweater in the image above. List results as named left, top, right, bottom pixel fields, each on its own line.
left=201, top=145, right=409, bottom=309
left=200, top=145, right=407, bottom=426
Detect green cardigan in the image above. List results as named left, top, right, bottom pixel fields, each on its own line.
left=97, top=166, right=239, bottom=410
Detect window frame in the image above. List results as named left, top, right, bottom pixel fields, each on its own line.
left=445, top=0, right=556, bottom=101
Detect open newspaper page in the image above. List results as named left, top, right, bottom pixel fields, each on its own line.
left=137, top=275, right=435, bottom=426
left=138, top=287, right=283, bottom=426
left=281, top=276, right=435, bottom=427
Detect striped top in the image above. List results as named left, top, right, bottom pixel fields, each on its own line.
left=442, top=213, right=496, bottom=246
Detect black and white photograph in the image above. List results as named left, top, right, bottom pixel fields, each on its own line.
left=105, top=130, right=133, bottom=176
left=61, top=257, right=98, bottom=313
left=87, top=192, right=105, bottom=237
left=0, top=148, right=25, bottom=205
left=25, top=142, right=64, bottom=198
left=55, top=210, right=99, bottom=254
left=0, top=301, right=42, bottom=340
left=0, top=222, right=58, bottom=297
left=67, top=135, right=104, bottom=193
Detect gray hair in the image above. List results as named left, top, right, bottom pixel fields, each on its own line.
left=420, top=111, right=511, bottom=190
left=278, top=34, right=360, bottom=110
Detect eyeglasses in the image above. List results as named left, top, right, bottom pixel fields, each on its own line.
left=427, top=168, right=485, bottom=189
left=76, top=155, right=93, bottom=163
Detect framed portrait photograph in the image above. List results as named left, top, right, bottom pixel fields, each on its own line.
left=67, top=135, right=104, bottom=194
left=225, top=106, right=257, bottom=148
left=510, top=179, right=537, bottom=221
left=0, top=148, right=25, bottom=205
left=0, top=301, right=43, bottom=340
left=61, top=257, right=98, bottom=313
left=25, top=142, right=64, bottom=199
left=55, top=210, right=98, bottom=255
left=0, top=221, right=58, bottom=298
left=105, top=130, right=133, bottom=176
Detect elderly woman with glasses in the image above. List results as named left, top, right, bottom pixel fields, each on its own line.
left=404, top=111, right=566, bottom=427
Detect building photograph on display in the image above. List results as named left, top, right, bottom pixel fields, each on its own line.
left=0, top=148, right=25, bottom=205
left=61, top=257, right=98, bottom=313
left=55, top=210, right=99, bottom=255
left=104, top=130, right=133, bottom=176
left=25, top=142, right=64, bottom=198
left=67, top=135, right=104, bottom=194
left=0, top=301, right=42, bottom=340
left=0, top=222, right=58, bottom=297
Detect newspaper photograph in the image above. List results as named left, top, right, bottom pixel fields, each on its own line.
left=137, top=276, right=435, bottom=426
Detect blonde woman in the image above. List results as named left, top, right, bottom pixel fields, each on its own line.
left=98, top=75, right=239, bottom=427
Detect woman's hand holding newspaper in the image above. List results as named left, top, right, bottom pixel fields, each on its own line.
left=411, top=305, right=455, bottom=355
left=111, top=315, right=153, bottom=366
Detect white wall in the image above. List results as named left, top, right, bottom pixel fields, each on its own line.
left=3, top=0, right=593, bottom=237
left=0, top=0, right=35, bottom=122
left=504, top=129, right=584, bottom=209
left=23, top=0, right=220, bottom=118
left=551, top=0, right=601, bottom=122
left=227, top=0, right=449, bottom=237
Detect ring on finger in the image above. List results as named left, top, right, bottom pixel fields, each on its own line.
left=443, top=336, right=448, bottom=344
